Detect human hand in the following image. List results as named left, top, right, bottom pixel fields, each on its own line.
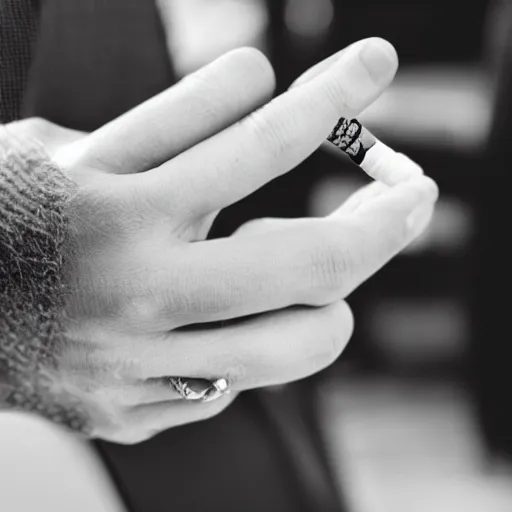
left=6, top=38, right=435, bottom=444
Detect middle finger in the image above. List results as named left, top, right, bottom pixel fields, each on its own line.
left=125, top=177, right=435, bottom=331
left=141, top=38, right=398, bottom=216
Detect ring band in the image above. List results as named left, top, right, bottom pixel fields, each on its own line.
left=169, top=377, right=230, bottom=402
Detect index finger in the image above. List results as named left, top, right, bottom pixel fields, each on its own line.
left=62, top=48, right=275, bottom=174
left=143, top=38, right=399, bottom=215
left=134, top=178, right=438, bottom=331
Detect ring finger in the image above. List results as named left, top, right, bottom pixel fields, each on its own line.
left=119, top=300, right=354, bottom=391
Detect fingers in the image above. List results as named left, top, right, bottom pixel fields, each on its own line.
left=290, top=46, right=352, bottom=89
left=358, top=139, right=424, bottom=186
left=101, top=380, right=183, bottom=407
left=72, top=47, right=275, bottom=174
left=124, top=301, right=354, bottom=391
left=123, top=175, right=436, bottom=330
left=86, top=300, right=354, bottom=443
left=119, top=377, right=221, bottom=406
left=329, top=176, right=438, bottom=283
left=94, top=299, right=352, bottom=443
left=332, top=175, right=437, bottom=222
left=130, top=392, right=237, bottom=433
left=399, top=201, right=435, bottom=242
left=321, top=139, right=425, bottom=189
left=336, top=180, right=389, bottom=214
left=142, top=38, right=399, bottom=215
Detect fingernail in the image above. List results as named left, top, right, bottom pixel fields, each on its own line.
left=358, top=38, right=398, bottom=85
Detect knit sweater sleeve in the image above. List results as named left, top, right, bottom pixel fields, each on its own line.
left=0, top=127, right=90, bottom=434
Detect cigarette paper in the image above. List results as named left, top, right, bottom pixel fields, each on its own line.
left=327, top=118, right=422, bottom=185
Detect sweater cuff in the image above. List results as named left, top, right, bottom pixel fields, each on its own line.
left=0, top=127, right=90, bottom=434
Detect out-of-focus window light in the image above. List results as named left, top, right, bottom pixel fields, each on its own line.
left=284, top=0, right=334, bottom=39
left=309, top=177, right=474, bottom=255
left=360, top=67, right=492, bottom=153
left=159, top=0, right=269, bottom=77
left=368, top=299, right=469, bottom=365
left=403, top=197, right=474, bottom=255
left=308, top=175, right=367, bottom=218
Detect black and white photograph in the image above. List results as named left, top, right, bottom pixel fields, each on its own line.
left=1, top=1, right=511, bottom=511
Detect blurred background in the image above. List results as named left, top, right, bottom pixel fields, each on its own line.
left=161, top=0, right=512, bottom=510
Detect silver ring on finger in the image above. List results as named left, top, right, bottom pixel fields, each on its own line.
left=169, top=377, right=230, bottom=402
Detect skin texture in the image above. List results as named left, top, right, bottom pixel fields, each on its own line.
left=5, top=38, right=438, bottom=444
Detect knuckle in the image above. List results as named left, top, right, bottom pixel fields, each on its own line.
left=159, top=265, right=245, bottom=319
left=26, top=116, right=54, bottom=132
left=223, top=362, right=248, bottom=389
left=120, top=295, right=161, bottom=330
left=26, top=117, right=53, bottom=135
left=69, top=179, right=135, bottom=238
left=114, top=391, right=140, bottom=408
left=95, top=384, right=140, bottom=409
left=181, top=49, right=274, bottom=124
left=97, top=345, right=140, bottom=381
left=245, top=103, right=300, bottom=162
left=10, top=116, right=54, bottom=137
left=308, top=227, right=353, bottom=293
left=181, top=73, right=228, bottom=122
left=158, top=287, right=222, bottom=322
left=353, top=216, right=401, bottom=259
left=91, top=387, right=122, bottom=409
left=58, top=341, right=111, bottom=384
left=124, top=175, right=177, bottom=221
left=360, top=214, right=407, bottom=258
left=321, top=74, right=360, bottom=114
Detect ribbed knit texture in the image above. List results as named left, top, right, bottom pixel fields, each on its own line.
left=0, top=127, right=89, bottom=433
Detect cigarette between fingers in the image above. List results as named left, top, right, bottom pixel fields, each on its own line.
left=326, top=118, right=423, bottom=186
